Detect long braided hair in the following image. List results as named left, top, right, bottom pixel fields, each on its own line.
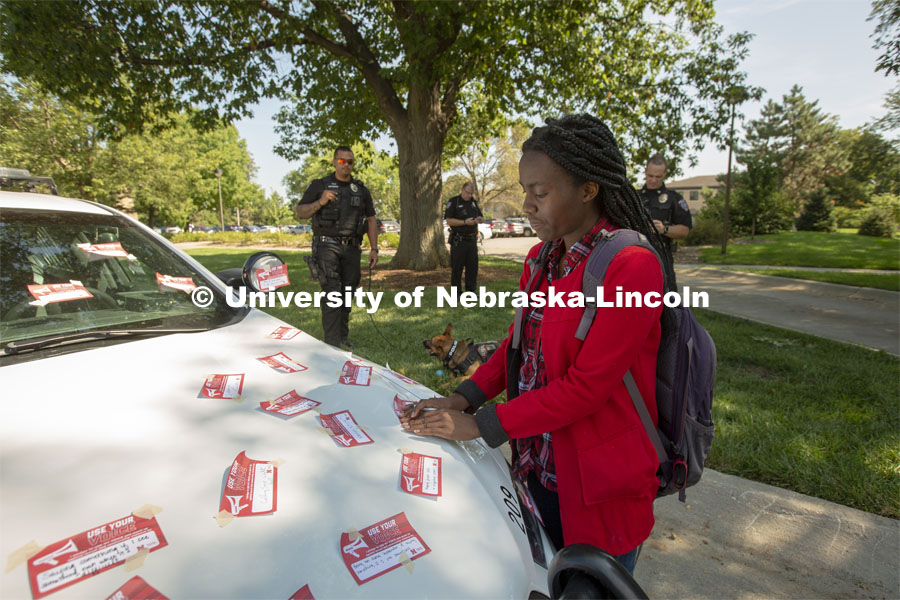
left=521, top=113, right=677, bottom=294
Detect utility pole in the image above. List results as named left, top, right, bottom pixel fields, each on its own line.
left=214, top=169, right=224, bottom=231
left=721, top=102, right=736, bottom=255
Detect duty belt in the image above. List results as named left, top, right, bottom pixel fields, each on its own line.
left=450, top=232, right=478, bottom=242
left=317, top=235, right=359, bottom=246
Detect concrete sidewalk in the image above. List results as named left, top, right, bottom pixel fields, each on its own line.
left=676, top=267, right=900, bottom=355
left=637, top=470, right=900, bottom=599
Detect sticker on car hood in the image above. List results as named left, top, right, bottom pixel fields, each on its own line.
left=217, top=451, right=279, bottom=526
left=338, top=361, right=371, bottom=386
left=340, top=512, right=430, bottom=585
left=27, top=512, right=168, bottom=598
left=105, top=575, right=169, bottom=600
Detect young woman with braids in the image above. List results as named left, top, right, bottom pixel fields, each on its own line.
left=402, top=114, right=674, bottom=574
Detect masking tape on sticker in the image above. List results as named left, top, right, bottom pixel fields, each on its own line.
left=231, top=394, right=244, bottom=403
left=398, top=551, right=414, bottom=574
left=346, top=528, right=359, bottom=542
left=216, top=510, right=235, bottom=528
left=269, top=458, right=286, bottom=468
left=397, top=448, right=412, bottom=455
left=132, top=504, right=163, bottom=519
left=123, top=548, right=149, bottom=572
left=262, top=399, right=275, bottom=408
left=5, top=541, right=42, bottom=573
left=317, top=427, right=332, bottom=435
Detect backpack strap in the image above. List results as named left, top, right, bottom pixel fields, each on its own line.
left=575, top=229, right=662, bottom=340
left=512, top=242, right=552, bottom=350
left=624, top=371, right=667, bottom=465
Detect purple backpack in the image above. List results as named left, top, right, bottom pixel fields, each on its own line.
left=573, top=229, right=717, bottom=501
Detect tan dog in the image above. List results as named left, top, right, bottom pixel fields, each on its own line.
left=423, top=323, right=499, bottom=379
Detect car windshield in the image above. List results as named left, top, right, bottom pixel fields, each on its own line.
left=0, top=207, right=245, bottom=357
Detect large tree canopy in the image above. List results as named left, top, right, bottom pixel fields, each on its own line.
left=2, top=0, right=750, bottom=269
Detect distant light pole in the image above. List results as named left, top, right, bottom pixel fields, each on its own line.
left=214, top=168, right=224, bottom=231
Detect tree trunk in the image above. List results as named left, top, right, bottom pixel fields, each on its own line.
left=389, top=91, right=451, bottom=270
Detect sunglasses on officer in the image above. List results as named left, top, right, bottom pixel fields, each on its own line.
left=335, top=158, right=354, bottom=166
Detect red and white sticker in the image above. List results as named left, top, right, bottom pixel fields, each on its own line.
left=319, top=410, right=373, bottom=447
left=385, top=369, right=420, bottom=386
left=258, top=352, right=308, bottom=374
left=260, top=390, right=320, bottom=418
left=400, top=452, right=442, bottom=497
left=340, top=512, right=430, bottom=585
left=27, top=281, right=93, bottom=306
left=27, top=514, right=168, bottom=599
left=155, top=273, right=197, bottom=293
left=393, top=395, right=417, bottom=422
left=106, top=576, right=169, bottom=600
left=77, top=242, right=136, bottom=262
left=267, top=326, right=302, bottom=340
left=339, top=361, right=372, bottom=386
left=289, top=584, right=315, bottom=600
left=199, top=374, right=245, bottom=399
left=219, top=451, right=278, bottom=517
left=256, top=264, right=290, bottom=291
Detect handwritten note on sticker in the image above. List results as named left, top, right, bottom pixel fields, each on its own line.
left=258, top=352, right=308, bottom=374
left=260, top=391, right=320, bottom=418
left=340, top=512, right=430, bottom=585
left=267, top=326, right=302, bottom=340
left=27, top=281, right=93, bottom=306
left=155, top=273, right=197, bottom=293
left=219, top=451, right=278, bottom=517
left=339, top=361, right=372, bottom=386
left=393, top=395, right=417, bottom=422
left=400, top=452, right=442, bottom=497
left=27, top=514, right=168, bottom=599
left=320, top=410, right=373, bottom=447
left=77, top=242, right=135, bottom=262
left=199, top=374, right=245, bottom=399
left=256, top=264, right=290, bottom=291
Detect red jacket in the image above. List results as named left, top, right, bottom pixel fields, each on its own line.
left=467, top=241, right=663, bottom=555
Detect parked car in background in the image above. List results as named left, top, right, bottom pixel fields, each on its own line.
left=443, top=220, right=493, bottom=243
left=225, top=225, right=242, bottom=232
left=289, top=224, right=312, bottom=234
left=258, top=225, right=279, bottom=233
left=377, top=219, right=401, bottom=234
left=243, top=225, right=262, bottom=234
left=161, top=225, right=183, bottom=235
left=506, top=217, right=534, bottom=237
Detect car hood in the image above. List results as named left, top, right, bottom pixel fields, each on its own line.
left=1, top=309, right=550, bottom=599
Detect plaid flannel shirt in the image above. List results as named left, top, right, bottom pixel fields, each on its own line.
left=512, top=218, right=614, bottom=491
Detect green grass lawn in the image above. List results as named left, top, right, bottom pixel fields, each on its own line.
left=722, top=268, right=900, bottom=291
left=190, top=249, right=900, bottom=518
left=699, top=231, right=900, bottom=270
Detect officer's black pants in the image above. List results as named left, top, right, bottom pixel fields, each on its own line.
left=315, top=241, right=361, bottom=347
left=450, top=238, right=478, bottom=293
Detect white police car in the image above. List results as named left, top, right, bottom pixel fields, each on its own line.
left=0, top=182, right=642, bottom=599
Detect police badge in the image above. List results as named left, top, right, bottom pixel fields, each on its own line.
left=350, top=183, right=358, bottom=193
left=659, top=193, right=669, bottom=204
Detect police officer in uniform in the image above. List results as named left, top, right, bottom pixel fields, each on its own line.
left=639, top=154, right=692, bottom=249
left=444, top=181, right=483, bottom=293
left=295, top=146, right=378, bottom=349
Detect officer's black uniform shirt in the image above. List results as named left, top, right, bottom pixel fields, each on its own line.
left=298, top=173, right=376, bottom=229
left=639, top=184, right=693, bottom=229
left=444, top=195, right=483, bottom=235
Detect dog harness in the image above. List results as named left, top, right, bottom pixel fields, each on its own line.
left=443, top=339, right=499, bottom=376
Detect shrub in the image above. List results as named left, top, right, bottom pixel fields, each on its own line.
left=684, top=214, right=725, bottom=246
left=857, top=208, right=896, bottom=238
left=833, top=206, right=865, bottom=229
left=795, top=190, right=836, bottom=232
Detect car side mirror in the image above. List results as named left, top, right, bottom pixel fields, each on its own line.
left=214, top=251, right=287, bottom=293
left=548, top=544, right=648, bottom=599
left=241, top=251, right=286, bottom=292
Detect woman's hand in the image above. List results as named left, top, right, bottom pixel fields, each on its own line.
left=400, top=393, right=469, bottom=421
left=401, top=408, right=480, bottom=441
